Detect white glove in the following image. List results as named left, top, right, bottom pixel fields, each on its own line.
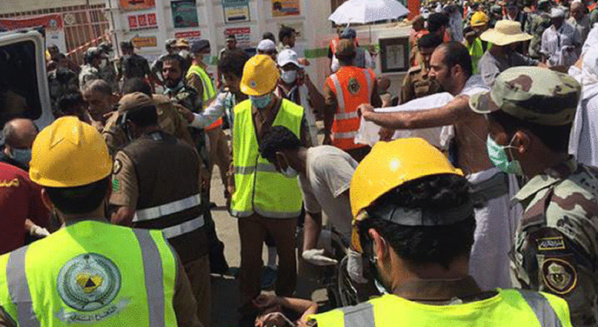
left=347, top=249, right=368, bottom=283
left=302, top=249, right=338, bottom=266
left=30, top=225, right=50, bottom=237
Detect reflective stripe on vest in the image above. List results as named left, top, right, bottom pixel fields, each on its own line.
left=134, top=193, right=202, bottom=221
left=134, top=194, right=205, bottom=239
left=187, top=65, right=222, bottom=130
left=5, top=227, right=171, bottom=327
left=6, top=247, right=40, bottom=327
left=516, top=290, right=563, bottom=327
left=342, top=302, right=375, bottom=327
left=308, top=289, right=570, bottom=327
left=230, top=99, right=303, bottom=218
left=132, top=229, right=165, bottom=327
left=327, top=67, right=374, bottom=150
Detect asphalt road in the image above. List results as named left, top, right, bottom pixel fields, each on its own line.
left=208, top=165, right=329, bottom=327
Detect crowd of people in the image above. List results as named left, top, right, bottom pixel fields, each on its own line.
left=1, top=0, right=598, bottom=325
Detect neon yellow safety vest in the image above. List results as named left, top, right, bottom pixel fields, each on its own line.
left=231, top=99, right=304, bottom=218
left=467, top=38, right=485, bottom=74
left=0, top=220, right=178, bottom=326
left=309, top=290, right=572, bottom=327
left=187, top=64, right=216, bottom=108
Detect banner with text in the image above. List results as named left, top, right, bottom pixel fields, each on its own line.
left=225, top=27, right=251, bottom=48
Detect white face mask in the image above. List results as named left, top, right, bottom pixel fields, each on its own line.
left=280, top=70, right=298, bottom=84
left=281, top=165, right=298, bottom=178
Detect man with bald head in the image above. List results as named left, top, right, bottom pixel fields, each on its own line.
left=568, top=0, right=591, bottom=44
left=0, top=118, right=37, bottom=171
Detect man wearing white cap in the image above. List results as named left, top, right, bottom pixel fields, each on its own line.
left=478, top=20, right=541, bottom=86
left=257, top=39, right=277, bottom=61
left=275, top=49, right=324, bottom=146
left=541, top=7, right=582, bottom=68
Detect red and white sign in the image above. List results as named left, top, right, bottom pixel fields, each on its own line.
left=174, top=30, right=202, bottom=42
left=127, top=12, right=157, bottom=31
left=225, top=27, right=250, bottom=48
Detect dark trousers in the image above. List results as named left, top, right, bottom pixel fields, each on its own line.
left=238, top=214, right=297, bottom=307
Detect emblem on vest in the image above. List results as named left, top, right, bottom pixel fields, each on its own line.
left=56, top=253, right=128, bottom=323
left=348, top=77, right=361, bottom=95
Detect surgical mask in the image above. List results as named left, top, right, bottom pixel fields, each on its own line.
left=10, top=148, right=32, bottom=166
left=281, top=166, right=298, bottom=178
left=250, top=94, right=272, bottom=109
left=280, top=70, right=297, bottom=84
left=486, top=135, right=524, bottom=175
left=279, top=156, right=298, bottom=178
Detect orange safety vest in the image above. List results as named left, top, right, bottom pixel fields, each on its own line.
left=326, top=66, right=375, bottom=150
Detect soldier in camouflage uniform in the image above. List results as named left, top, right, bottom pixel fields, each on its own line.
left=79, top=47, right=102, bottom=89
left=98, top=42, right=119, bottom=93
left=470, top=66, right=598, bottom=327
left=525, top=0, right=553, bottom=59
left=48, top=54, right=79, bottom=117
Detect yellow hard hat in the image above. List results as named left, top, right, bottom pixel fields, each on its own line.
left=350, top=138, right=464, bottom=252
left=350, top=138, right=463, bottom=218
left=240, top=54, right=280, bottom=96
left=29, top=116, right=112, bottom=188
left=471, top=11, right=490, bottom=27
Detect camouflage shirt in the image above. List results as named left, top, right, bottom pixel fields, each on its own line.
left=99, top=59, right=119, bottom=92
left=512, top=157, right=598, bottom=327
left=78, top=64, right=100, bottom=89
left=526, top=11, right=552, bottom=59
left=120, top=54, right=151, bottom=81
left=164, top=83, right=208, bottom=167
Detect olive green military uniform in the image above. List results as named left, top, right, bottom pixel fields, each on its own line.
left=469, top=67, right=598, bottom=327
left=526, top=11, right=552, bottom=59
left=400, top=65, right=443, bottom=104
left=102, top=94, right=194, bottom=155
left=99, top=59, right=119, bottom=92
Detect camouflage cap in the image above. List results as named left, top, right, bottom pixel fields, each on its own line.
left=118, top=92, right=155, bottom=114
left=469, top=67, right=580, bottom=126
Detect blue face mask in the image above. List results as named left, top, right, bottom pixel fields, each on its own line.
left=486, top=136, right=523, bottom=175
left=250, top=94, right=272, bottom=109
left=10, top=148, right=32, bottom=166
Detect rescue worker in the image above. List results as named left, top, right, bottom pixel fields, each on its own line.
left=48, top=54, right=79, bottom=116
left=0, top=116, right=202, bottom=327
left=101, top=78, right=194, bottom=155
left=308, top=137, right=573, bottom=327
left=109, top=93, right=211, bottom=326
left=465, top=11, right=490, bottom=74
left=187, top=39, right=229, bottom=207
left=323, top=39, right=381, bottom=162
left=359, top=42, right=518, bottom=291
left=230, top=55, right=309, bottom=320
left=79, top=47, right=102, bottom=89
left=469, top=66, right=598, bottom=327
left=259, top=126, right=356, bottom=265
